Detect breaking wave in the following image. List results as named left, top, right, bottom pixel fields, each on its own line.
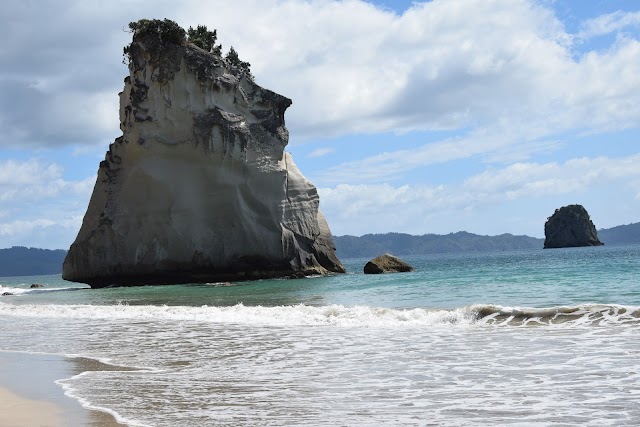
left=0, top=285, right=86, bottom=296
left=475, top=304, right=640, bottom=326
left=1, top=301, right=639, bottom=328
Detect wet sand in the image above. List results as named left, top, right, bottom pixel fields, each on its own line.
left=0, top=351, right=127, bottom=426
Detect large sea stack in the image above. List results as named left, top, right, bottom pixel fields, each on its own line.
left=63, top=20, right=345, bottom=287
left=543, top=204, right=604, bottom=249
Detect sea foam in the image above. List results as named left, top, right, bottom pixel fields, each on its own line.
left=1, top=301, right=638, bottom=328
left=0, top=302, right=475, bottom=327
left=0, top=285, right=86, bottom=296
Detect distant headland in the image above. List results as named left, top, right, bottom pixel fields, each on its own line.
left=333, top=221, right=638, bottom=258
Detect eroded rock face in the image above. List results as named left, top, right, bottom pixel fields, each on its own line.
left=544, top=205, right=604, bottom=249
left=63, top=25, right=345, bottom=287
left=363, top=254, right=415, bottom=274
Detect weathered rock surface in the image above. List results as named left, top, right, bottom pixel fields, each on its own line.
left=30, top=284, right=45, bottom=288
left=544, top=205, right=604, bottom=249
left=363, top=254, right=415, bottom=274
left=63, top=22, right=345, bottom=287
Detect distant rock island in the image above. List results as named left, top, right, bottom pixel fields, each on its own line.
left=598, top=222, right=640, bottom=245
left=63, top=20, right=345, bottom=287
left=544, top=205, right=603, bottom=249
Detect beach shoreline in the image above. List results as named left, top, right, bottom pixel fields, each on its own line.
left=0, top=351, right=127, bottom=427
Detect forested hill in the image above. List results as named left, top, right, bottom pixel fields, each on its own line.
left=0, top=247, right=66, bottom=277
left=333, top=232, right=544, bottom=259
left=334, top=222, right=640, bottom=258
left=598, top=222, right=640, bottom=245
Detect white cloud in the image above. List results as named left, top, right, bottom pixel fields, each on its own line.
left=233, top=0, right=639, bottom=141
left=0, top=218, right=82, bottom=250
left=0, top=159, right=94, bottom=249
left=1, top=0, right=639, bottom=244
left=1, top=0, right=639, bottom=149
left=319, top=154, right=640, bottom=236
left=320, top=183, right=455, bottom=235
left=308, top=147, right=335, bottom=158
left=578, top=11, right=640, bottom=39
left=481, top=139, right=563, bottom=164
left=463, top=155, right=640, bottom=198
left=0, top=159, right=62, bottom=185
left=0, top=1, right=129, bottom=148
left=316, top=127, right=529, bottom=184
left=0, top=219, right=56, bottom=238
left=0, top=159, right=94, bottom=202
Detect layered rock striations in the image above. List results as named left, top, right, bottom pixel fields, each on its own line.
left=544, top=205, right=604, bottom=249
left=63, top=21, right=345, bottom=287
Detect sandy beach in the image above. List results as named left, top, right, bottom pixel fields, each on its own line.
left=0, top=386, right=63, bottom=427
left=0, top=351, right=126, bottom=427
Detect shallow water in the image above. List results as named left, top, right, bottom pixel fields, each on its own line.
left=1, top=245, right=639, bottom=426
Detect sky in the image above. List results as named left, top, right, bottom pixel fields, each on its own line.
left=1, top=0, right=639, bottom=249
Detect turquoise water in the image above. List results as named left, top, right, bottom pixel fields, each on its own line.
left=4, top=244, right=638, bottom=308
left=1, top=244, right=639, bottom=426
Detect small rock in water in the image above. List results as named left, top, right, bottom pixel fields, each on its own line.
left=30, top=283, right=45, bottom=288
left=364, top=254, right=415, bottom=274
left=2, top=292, right=14, bottom=296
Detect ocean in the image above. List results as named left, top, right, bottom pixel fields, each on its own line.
left=1, top=244, right=639, bottom=426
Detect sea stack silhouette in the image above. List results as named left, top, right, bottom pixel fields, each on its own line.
left=63, top=20, right=345, bottom=287
left=543, top=204, right=604, bottom=249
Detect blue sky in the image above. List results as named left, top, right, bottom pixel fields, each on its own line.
left=1, top=0, right=639, bottom=248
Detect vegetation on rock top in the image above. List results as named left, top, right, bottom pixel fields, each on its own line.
left=187, top=24, right=221, bottom=53
left=129, top=18, right=186, bottom=44
left=123, top=18, right=253, bottom=80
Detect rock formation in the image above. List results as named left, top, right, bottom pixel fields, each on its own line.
left=544, top=205, right=604, bottom=249
left=63, top=20, right=345, bottom=287
left=363, top=254, right=415, bottom=274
